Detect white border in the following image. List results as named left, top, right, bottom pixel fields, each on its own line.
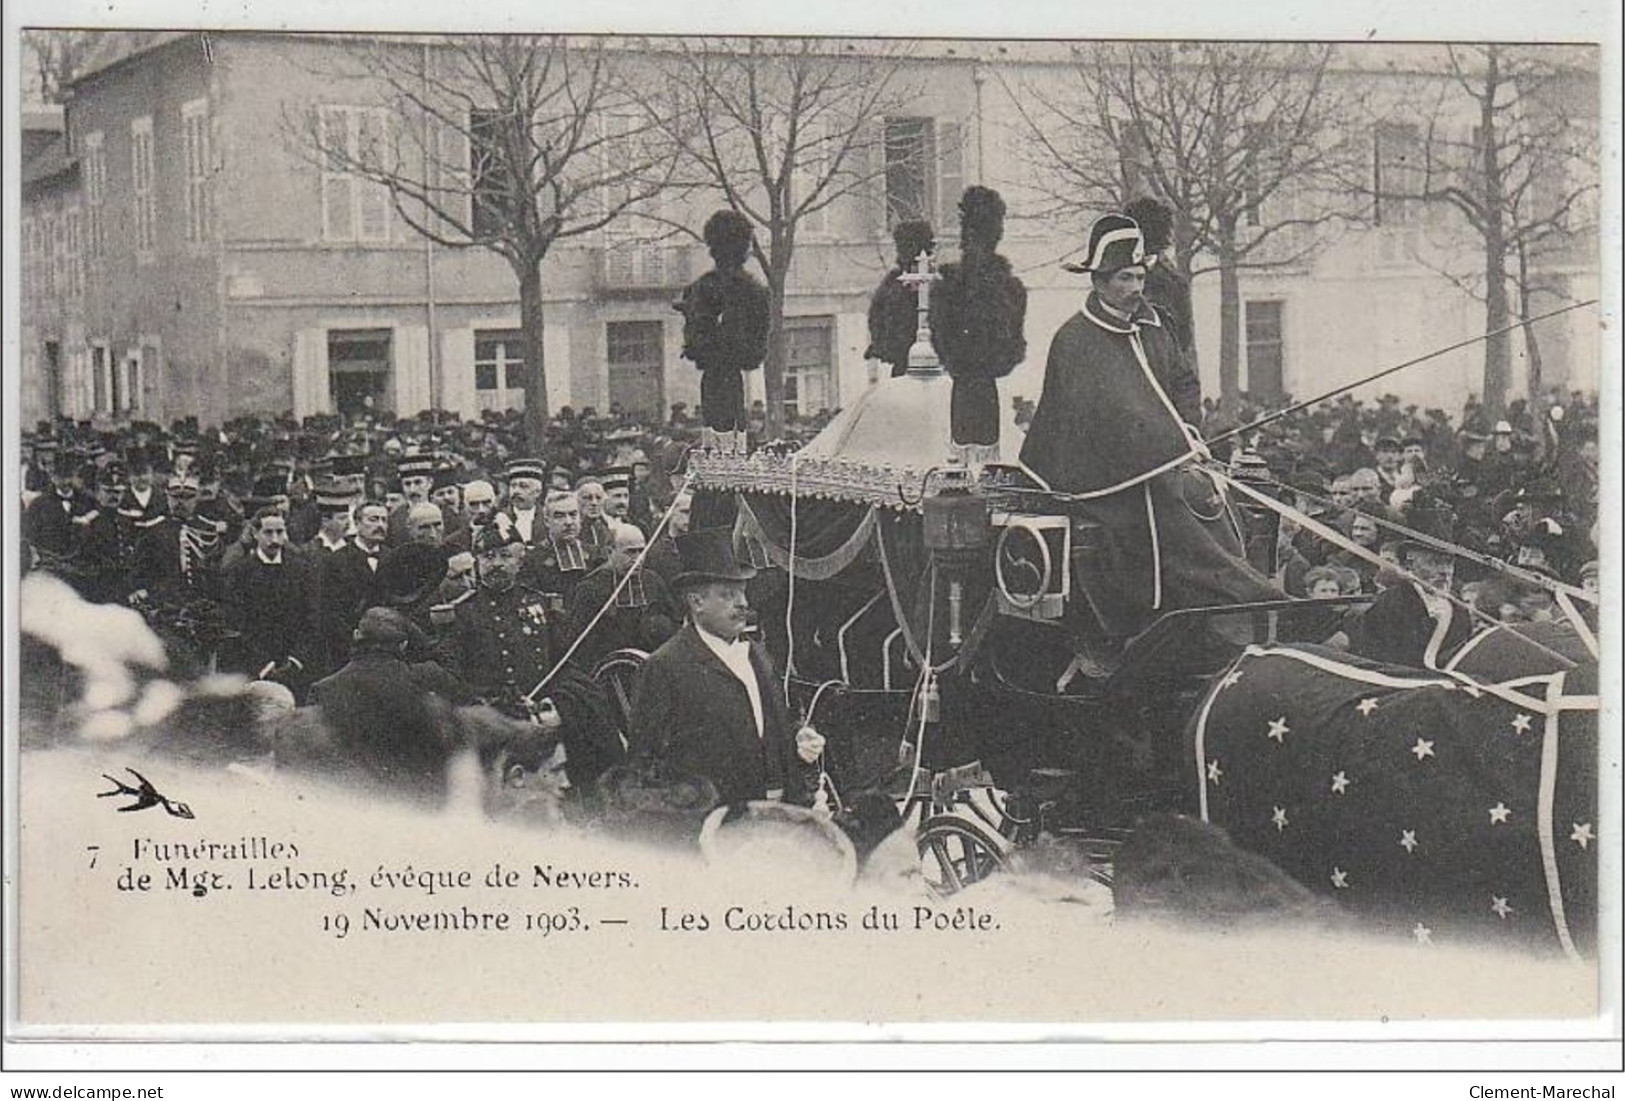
left=4, top=0, right=1620, bottom=1080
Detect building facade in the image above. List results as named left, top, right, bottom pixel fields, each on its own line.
left=18, top=34, right=1600, bottom=432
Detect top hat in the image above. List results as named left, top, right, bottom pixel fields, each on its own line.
left=1061, top=213, right=1146, bottom=275
left=431, top=467, right=462, bottom=493
left=671, top=527, right=757, bottom=590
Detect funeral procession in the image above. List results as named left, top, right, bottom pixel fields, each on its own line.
left=15, top=32, right=1606, bottom=963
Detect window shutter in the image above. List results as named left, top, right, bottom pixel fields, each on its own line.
left=440, top=327, right=477, bottom=419
left=394, top=325, right=432, bottom=416
left=292, top=329, right=330, bottom=418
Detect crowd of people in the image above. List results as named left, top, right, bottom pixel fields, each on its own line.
left=1210, top=387, right=1602, bottom=615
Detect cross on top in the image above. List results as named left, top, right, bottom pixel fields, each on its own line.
left=899, top=250, right=942, bottom=374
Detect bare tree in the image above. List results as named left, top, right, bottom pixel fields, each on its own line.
left=291, top=35, right=682, bottom=449
left=1361, top=44, right=1599, bottom=414
left=644, top=37, right=921, bottom=438
left=1003, top=42, right=1360, bottom=415
left=21, top=29, right=104, bottom=104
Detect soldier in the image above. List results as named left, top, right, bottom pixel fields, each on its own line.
left=129, top=473, right=226, bottom=607
left=565, top=520, right=679, bottom=667
left=444, top=525, right=627, bottom=793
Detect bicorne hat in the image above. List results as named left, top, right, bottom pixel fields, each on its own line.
left=1061, top=213, right=1146, bottom=275
left=671, top=527, right=757, bottom=590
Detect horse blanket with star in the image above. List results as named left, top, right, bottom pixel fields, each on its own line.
left=1189, top=643, right=1597, bottom=957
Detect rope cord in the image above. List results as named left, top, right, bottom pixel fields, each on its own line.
left=523, top=473, right=691, bottom=702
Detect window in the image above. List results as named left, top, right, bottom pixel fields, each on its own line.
left=319, top=105, right=391, bottom=242
left=783, top=316, right=834, bottom=419
left=1372, top=121, right=1421, bottom=227
left=793, top=119, right=832, bottom=236
left=1244, top=301, right=1285, bottom=403
left=41, top=212, right=57, bottom=300
left=474, top=329, right=527, bottom=396
left=82, top=131, right=105, bottom=258
left=181, top=99, right=211, bottom=243
left=23, top=218, right=38, bottom=311
left=468, top=108, right=513, bottom=239
left=131, top=117, right=155, bottom=252
left=605, top=320, right=664, bottom=419
left=882, top=117, right=963, bottom=234
left=64, top=206, right=83, bottom=299
left=91, top=344, right=111, bottom=413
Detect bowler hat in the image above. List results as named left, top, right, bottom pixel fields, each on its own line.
left=671, top=527, right=756, bottom=590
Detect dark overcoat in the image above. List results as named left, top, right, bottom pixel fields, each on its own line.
left=316, top=541, right=383, bottom=673
left=221, top=551, right=321, bottom=675
left=627, top=622, right=815, bottom=808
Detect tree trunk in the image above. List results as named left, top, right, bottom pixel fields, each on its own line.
left=1216, top=222, right=1242, bottom=418
left=517, top=259, right=550, bottom=454
left=1478, top=47, right=1511, bottom=417
left=1516, top=241, right=1545, bottom=404
left=762, top=264, right=789, bottom=441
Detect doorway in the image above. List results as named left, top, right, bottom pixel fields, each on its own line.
left=328, top=329, right=393, bottom=417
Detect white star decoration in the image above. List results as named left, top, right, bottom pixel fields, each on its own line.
left=1399, top=830, right=1419, bottom=853
left=1221, top=669, right=1244, bottom=689
left=1410, top=738, right=1435, bottom=761
left=1271, top=806, right=1289, bottom=832
left=1571, top=823, right=1594, bottom=850
left=1266, top=717, right=1290, bottom=743
left=1331, top=771, right=1350, bottom=795
left=1488, top=803, right=1511, bottom=825
left=1511, top=713, right=1533, bottom=734
left=1413, top=923, right=1433, bottom=945
left=1491, top=897, right=1513, bottom=920
left=1356, top=698, right=1379, bottom=717
left=1206, top=760, right=1223, bottom=784
left=1331, top=867, right=1349, bottom=889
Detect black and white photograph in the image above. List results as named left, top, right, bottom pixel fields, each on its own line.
left=4, top=0, right=1618, bottom=1081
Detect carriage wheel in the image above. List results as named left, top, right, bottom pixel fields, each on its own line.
left=917, top=815, right=1011, bottom=897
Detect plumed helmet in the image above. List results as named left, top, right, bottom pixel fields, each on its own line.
left=702, top=208, right=754, bottom=266
left=957, top=186, right=1006, bottom=247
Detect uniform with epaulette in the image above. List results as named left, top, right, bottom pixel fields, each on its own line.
left=448, top=581, right=558, bottom=711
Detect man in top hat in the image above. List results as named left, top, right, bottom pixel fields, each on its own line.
left=221, top=506, right=321, bottom=695
left=22, top=450, right=96, bottom=563
left=564, top=520, right=679, bottom=668
left=503, top=457, right=549, bottom=545
left=929, top=186, right=1027, bottom=461
left=675, top=208, right=771, bottom=453
left=626, top=528, right=822, bottom=809
left=118, top=446, right=170, bottom=531
left=866, top=219, right=936, bottom=379
left=1021, top=212, right=1282, bottom=649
